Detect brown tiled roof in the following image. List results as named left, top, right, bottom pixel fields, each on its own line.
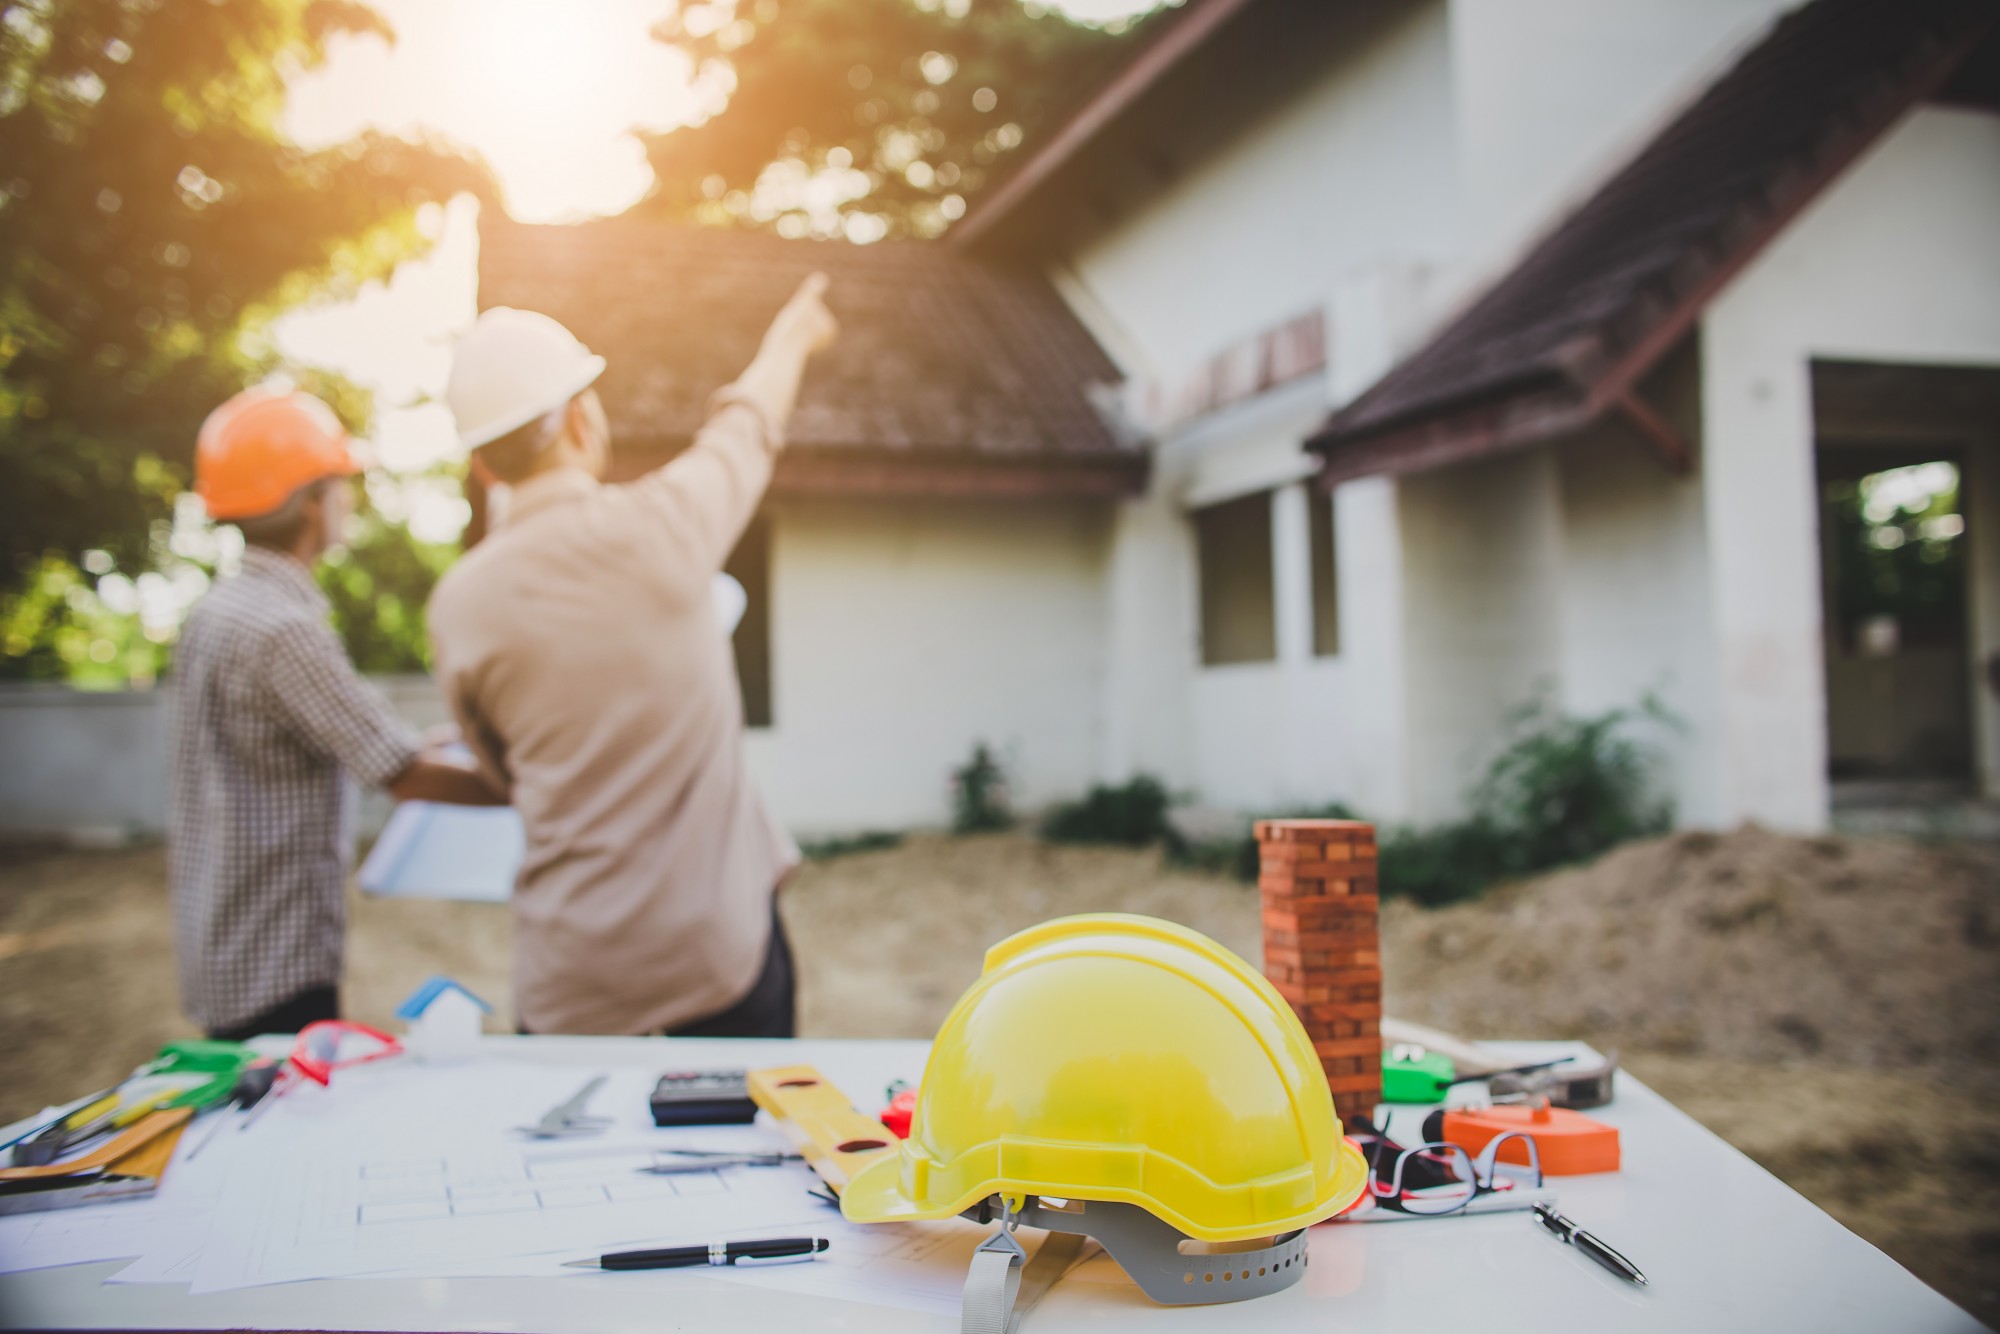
left=476, top=219, right=1141, bottom=498
left=1308, top=0, right=1999, bottom=481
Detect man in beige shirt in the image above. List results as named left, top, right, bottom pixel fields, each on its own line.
left=429, top=275, right=836, bottom=1036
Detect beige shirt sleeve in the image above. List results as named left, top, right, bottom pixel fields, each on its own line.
left=620, top=390, right=781, bottom=588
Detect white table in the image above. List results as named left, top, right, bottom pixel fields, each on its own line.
left=0, top=1036, right=1980, bottom=1332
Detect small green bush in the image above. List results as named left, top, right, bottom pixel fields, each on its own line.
left=950, top=743, right=1014, bottom=834
left=1377, top=819, right=1514, bottom=907
left=1041, top=775, right=1172, bottom=846
left=1376, top=696, right=1676, bottom=905
left=1472, top=700, right=1675, bottom=871
left=798, top=830, right=904, bottom=860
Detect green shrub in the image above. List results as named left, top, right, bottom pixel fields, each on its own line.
left=1377, top=819, right=1514, bottom=907
left=798, top=830, right=904, bottom=860
left=950, top=743, right=1014, bottom=834
left=1375, top=697, right=1676, bottom=905
left=1041, top=775, right=1172, bottom=846
left=1471, top=700, right=1675, bottom=871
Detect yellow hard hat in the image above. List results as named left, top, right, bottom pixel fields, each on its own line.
left=842, top=914, right=1368, bottom=1244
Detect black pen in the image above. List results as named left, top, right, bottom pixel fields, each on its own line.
left=564, top=1237, right=829, bottom=1271
left=1533, top=1204, right=1648, bottom=1286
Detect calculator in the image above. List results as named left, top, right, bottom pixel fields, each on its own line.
left=649, top=1070, right=758, bottom=1126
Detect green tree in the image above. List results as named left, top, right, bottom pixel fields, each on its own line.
left=643, top=0, right=1155, bottom=239
left=0, top=0, right=486, bottom=623
left=315, top=484, right=455, bottom=675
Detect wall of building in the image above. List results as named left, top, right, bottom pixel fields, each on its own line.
left=745, top=496, right=1112, bottom=834
left=1096, top=370, right=1417, bottom=819
left=1703, top=106, right=2000, bottom=827
left=1397, top=449, right=1566, bottom=822
left=1552, top=423, right=1727, bottom=826
left=1064, top=0, right=1462, bottom=386
left=1447, top=0, right=1791, bottom=274
left=0, top=676, right=449, bottom=843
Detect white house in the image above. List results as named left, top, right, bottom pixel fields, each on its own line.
left=475, top=0, right=2000, bottom=837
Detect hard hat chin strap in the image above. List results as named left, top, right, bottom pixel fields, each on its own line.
left=959, top=1194, right=1308, bottom=1315
left=960, top=1196, right=1088, bottom=1334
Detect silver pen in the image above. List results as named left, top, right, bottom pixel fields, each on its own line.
left=1533, top=1203, right=1648, bottom=1286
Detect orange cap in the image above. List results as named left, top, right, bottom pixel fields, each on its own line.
left=194, top=388, right=360, bottom=521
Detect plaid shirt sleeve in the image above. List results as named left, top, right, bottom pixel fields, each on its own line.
left=260, top=617, right=423, bottom=788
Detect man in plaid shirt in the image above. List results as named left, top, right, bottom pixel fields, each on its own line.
left=171, top=389, right=503, bottom=1041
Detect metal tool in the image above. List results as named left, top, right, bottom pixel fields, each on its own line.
left=183, top=1062, right=283, bottom=1162
left=518, top=1075, right=613, bottom=1139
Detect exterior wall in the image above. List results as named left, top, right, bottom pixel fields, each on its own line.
left=1552, top=424, right=1726, bottom=826
left=1397, top=449, right=1565, bottom=821
left=1447, top=0, right=1790, bottom=272
left=745, top=496, right=1111, bottom=834
left=1702, top=107, right=2000, bottom=828
left=1066, top=0, right=1463, bottom=385
left=0, top=675, right=448, bottom=843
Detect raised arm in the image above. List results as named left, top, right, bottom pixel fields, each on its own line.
left=726, top=272, right=839, bottom=436
left=625, top=274, right=838, bottom=578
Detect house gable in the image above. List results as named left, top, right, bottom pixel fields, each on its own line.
left=1305, top=0, right=2000, bottom=483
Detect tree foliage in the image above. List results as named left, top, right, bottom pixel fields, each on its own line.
left=643, top=0, right=1155, bottom=239
left=1822, top=464, right=1966, bottom=651
left=0, top=0, right=487, bottom=605
left=315, top=485, right=454, bottom=675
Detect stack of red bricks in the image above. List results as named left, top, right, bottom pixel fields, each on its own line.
left=1256, top=818, right=1382, bottom=1130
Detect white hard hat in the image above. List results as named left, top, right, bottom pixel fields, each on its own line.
left=446, top=307, right=607, bottom=451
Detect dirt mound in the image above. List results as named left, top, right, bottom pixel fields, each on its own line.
left=1384, top=826, right=2000, bottom=1069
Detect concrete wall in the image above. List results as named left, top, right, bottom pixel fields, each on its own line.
left=1702, top=106, right=2000, bottom=828
left=0, top=676, right=448, bottom=843
left=1066, top=0, right=1462, bottom=385
left=744, top=496, right=1111, bottom=834
left=1447, top=0, right=1791, bottom=271
left=1552, top=423, right=1726, bottom=826
left=1397, top=449, right=1565, bottom=821
left=1098, top=371, right=1419, bottom=818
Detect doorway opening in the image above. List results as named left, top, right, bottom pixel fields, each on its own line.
left=1812, top=360, right=2000, bottom=811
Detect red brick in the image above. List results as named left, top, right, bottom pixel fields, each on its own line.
left=1254, top=819, right=1373, bottom=842
left=1311, top=1036, right=1381, bottom=1060
left=1324, top=1073, right=1383, bottom=1094
left=1305, top=1001, right=1382, bottom=1023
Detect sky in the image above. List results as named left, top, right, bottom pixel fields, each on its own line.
left=272, top=0, right=1161, bottom=542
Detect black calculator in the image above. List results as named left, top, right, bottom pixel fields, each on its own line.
left=650, top=1070, right=759, bottom=1126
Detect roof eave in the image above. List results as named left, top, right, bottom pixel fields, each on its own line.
left=951, top=0, right=1262, bottom=252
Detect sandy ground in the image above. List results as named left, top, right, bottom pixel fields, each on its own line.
left=0, top=828, right=1994, bottom=1323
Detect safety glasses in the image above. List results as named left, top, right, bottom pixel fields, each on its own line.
left=1358, top=1122, right=1543, bottom=1217
left=288, top=1020, right=402, bottom=1086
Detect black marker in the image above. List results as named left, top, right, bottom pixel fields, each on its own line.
left=564, top=1236, right=829, bottom=1271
